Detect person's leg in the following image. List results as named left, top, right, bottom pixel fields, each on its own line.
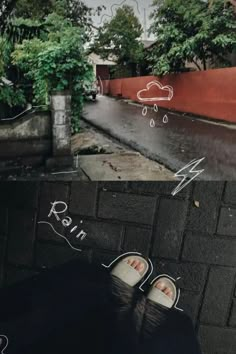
left=0, top=259, right=115, bottom=354
left=139, top=289, right=202, bottom=354
left=109, top=256, right=149, bottom=353
left=0, top=256, right=148, bottom=354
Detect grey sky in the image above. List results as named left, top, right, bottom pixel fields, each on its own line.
left=84, top=0, right=155, bottom=39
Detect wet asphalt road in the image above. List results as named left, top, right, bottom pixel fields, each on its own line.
left=83, top=96, right=236, bottom=180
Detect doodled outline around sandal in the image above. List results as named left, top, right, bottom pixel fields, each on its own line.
left=102, top=252, right=184, bottom=311
left=102, top=251, right=153, bottom=292
left=137, top=80, right=174, bottom=102
left=0, top=335, right=9, bottom=354
left=150, top=274, right=183, bottom=312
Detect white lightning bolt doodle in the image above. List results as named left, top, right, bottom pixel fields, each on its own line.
left=171, top=157, right=206, bottom=196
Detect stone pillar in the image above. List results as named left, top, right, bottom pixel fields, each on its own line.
left=46, top=91, right=73, bottom=169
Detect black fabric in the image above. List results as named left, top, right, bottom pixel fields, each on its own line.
left=0, top=260, right=202, bottom=354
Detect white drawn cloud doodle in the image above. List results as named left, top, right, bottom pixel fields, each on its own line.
left=137, top=80, right=174, bottom=102
left=98, top=0, right=141, bottom=26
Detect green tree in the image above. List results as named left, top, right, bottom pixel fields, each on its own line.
left=92, top=5, right=144, bottom=77
left=12, top=16, right=93, bottom=132
left=0, top=0, right=17, bottom=33
left=14, top=0, right=104, bottom=35
left=14, top=0, right=54, bottom=19
left=149, top=0, right=236, bottom=75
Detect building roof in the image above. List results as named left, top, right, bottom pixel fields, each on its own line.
left=89, top=53, right=116, bottom=66
left=141, top=40, right=156, bottom=49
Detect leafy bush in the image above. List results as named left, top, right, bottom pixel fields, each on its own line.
left=12, top=15, right=93, bottom=133
left=0, top=81, right=26, bottom=107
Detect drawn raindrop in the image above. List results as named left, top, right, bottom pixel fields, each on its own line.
left=163, top=114, right=169, bottom=124
left=142, top=106, right=148, bottom=116
left=153, top=104, right=159, bottom=112
left=150, top=119, right=156, bottom=128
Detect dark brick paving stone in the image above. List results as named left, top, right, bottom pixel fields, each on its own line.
left=98, top=191, right=156, bottom=225
left=199, top=325, right=236, bottom=354
left=98, top=182, right=128, bottom=192
left=200, top=267, right=236, bottom=326
left=0, top=182, right=16, bottom=206
left=38, top=182, right=70, bottom=240
left=5, top=266, right=38, bottom=286
left=229, top=299, right=236, bottom=327
left=6, top=182, right=40, bottom=209
left=123, top=226, right=152, bottom=256
left=128, top=182, right=191, bottom=197
left=36, top=243, right=90, bottom=269
left=152, top=198, right=188, bottom=259
left=69, top=182, right=97, bottom=217
left=91, top=250, right=120, bottom=267
left=182, top=232, right=236, bottom=267
left=0, top=182, right=39, bottom=209
left=0, top=207, right=7, bottom=237
left=67, top=218, right=123, bottom=251
left=178, top=291, right=202, bottom=324
left=37, top=220, right=65, bottom=243
left=154, top=260, right=207, bottom=293
left=38, top=182, right=70, bottom=220
left=186, top=182, right=224, bottom=234
left=224, top=182, right=236, bottom=204
left=0, top=238, right=6, bottom=287
left=217, top=207, right=236, bottom=237
left=7, top=209, right=37, bottom=265
left=0, top=181, right=236, bottom=354
left=0, top=238, right=6, bottom=265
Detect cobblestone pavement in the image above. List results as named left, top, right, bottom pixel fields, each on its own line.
left=0, top=181, right=236, bottom=354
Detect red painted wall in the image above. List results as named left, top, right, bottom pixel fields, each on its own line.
left=102, top=68, right=236, bottom=123
left=100, top=80, right=110, bottom=95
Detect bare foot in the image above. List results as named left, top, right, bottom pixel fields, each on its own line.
left=125, top=258, right=145, bottom=274
left=155, top=280, right=174, bottom=300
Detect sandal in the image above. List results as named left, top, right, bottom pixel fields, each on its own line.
left=111, top=254, right=150, bottom=287
left=147, top=275, right=179, bottom=309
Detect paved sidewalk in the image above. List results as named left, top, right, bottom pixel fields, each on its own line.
left=83, top=96, right=236, bottom=180
left=72, top=123, right=175, bottom=181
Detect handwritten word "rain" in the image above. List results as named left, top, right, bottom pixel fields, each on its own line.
left=38, top=201, right=87, bottom=252
left=48, top=201, right=86, bottom=239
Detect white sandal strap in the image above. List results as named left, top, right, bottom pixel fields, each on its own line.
left=147, top=287, right=174, bottom=308
left=111, top=261, right=142, bottom=287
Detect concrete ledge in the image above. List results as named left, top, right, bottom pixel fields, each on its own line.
left=46, top=156, right=74, bottom=170
left=0, top=111, right=51, bottom=140
left=0, top=139, right=51, bottom=158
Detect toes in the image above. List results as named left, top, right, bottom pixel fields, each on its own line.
left=136, top=262, right=144, bottom=272
left=131, top=260, right=139, bottom=268
left=156, top=281, right=166, bottom=291
left=156, top=282, right=174, bottom=299
left=164, top=288, right=171, bottom=296
left=126, top=258, right=145, bottom=274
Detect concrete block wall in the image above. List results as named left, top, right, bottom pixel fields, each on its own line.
left=0, top=181, right=236, bottom=354
left=0, top=112, right=51, bottom=159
